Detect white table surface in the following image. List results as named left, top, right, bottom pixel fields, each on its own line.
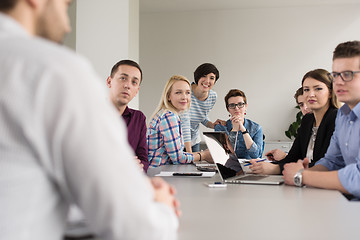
left=148, top=164, right=360, bottom=240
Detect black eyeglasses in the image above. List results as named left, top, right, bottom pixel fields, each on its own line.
left=327, top=71, right=360, bottom=82
left=227, top=102, right=246, bottom=109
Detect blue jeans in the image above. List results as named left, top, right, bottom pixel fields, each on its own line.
left=192, top=143, right=200, bottom=152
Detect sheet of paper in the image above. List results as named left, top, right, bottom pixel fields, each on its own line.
left=155, top=171, right=216, bottom=177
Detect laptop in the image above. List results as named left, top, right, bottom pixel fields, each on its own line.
left=194, top=161, right=216, bottom=167
left=203, top=132, right=284, bottom=185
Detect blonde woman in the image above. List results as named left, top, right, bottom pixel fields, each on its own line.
left=147, top=75, right=212, bottom=167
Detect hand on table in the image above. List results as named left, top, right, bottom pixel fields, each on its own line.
left=151, top=177, right=181, bottom=217
left=282, top=158, right=309, bottom=185
left=265, top=149, right=287, bottom=161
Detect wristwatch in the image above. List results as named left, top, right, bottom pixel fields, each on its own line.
left=294, top=168, right=304, bottom=187
left=241, top=129, right=248, bottom=135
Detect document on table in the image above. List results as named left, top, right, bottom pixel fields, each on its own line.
left=155, top=171, right=216, bottom=177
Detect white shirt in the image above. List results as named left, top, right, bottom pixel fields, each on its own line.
left=0, top=13, right=178, bottom=240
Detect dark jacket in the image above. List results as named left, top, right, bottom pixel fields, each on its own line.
left=277, top=106, right=338, bottom=172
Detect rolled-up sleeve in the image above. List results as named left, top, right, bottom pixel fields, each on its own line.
left=247, top=126, right=263, bottom=159
left=338, top=162, right=360, bottom=198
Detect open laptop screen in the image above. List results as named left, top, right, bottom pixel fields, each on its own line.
left=203, top=132, right=244, bottom=180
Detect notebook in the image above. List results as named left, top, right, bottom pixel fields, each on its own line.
left=203, top=132, right=284, bottom=185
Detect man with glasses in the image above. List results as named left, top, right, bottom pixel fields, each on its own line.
left=283, top=41, right=360, bottom=200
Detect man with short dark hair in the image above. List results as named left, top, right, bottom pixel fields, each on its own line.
left=283, top=41, right=360, bottom=199
left=0, top=0, right=179, bottom=239
left=294, top=87, right=311, bottom=116
left=107, top=60, right=149, bottom=172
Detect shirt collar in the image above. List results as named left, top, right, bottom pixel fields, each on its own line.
left=122, top=106, right=132, bottom=117
left=340, top=102, right=360, bottom=119
left=0, top=13, right=29, bottom=37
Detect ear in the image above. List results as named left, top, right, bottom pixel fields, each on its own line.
left=106, top=76, right=112, bottom=88
left=27, top=0, right=42, bottom=9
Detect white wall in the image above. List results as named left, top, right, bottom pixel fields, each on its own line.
left=64, top=0, right=140, bottom=109
left=139, top=4, right=360, bottom=141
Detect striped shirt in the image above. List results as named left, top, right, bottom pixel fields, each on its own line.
left=179, top=85, right=217, bottom=146
left=147, top=109, right=193, bottom=167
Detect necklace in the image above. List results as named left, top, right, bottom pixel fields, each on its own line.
left=311, top=126, right=319, bottom=150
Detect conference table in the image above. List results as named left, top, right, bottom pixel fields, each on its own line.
left=147, top=164, right=359, bottom=240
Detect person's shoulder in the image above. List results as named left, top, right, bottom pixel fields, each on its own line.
left=129, top=108, right=146, bottom=120
left=301, top=112, right=315, bottom=123
left=215, top=120, right=231, bottom=131
left=155, top=109, right=177, bottom=121
left=157, top=110, right=180, bottom=129
left=8, top=35, right=94, bottom=80
left=209, top=89, right=217, bottom=99
left=163, top=110, right=178, bottom=119
left=321, top=107, right=338, bottom=126
left=326, top=107, right=338, bottom=119
left=246, top=118, right=261, bottom=128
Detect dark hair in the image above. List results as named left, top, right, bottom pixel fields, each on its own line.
left=224, top=89, right=247, bottom=110
left=0, top=0, right=17, bottom=11
left=193, top=63, right=219, bottom=84
left=110, top=59, right=143, bottom=81
left=333, top=41, right=360, bottom=61
left=301, top=69, right=340, bottom=109
left=294, top=87, right=303, bottom=104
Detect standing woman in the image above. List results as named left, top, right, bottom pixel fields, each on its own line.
left=250, top=69, right=341, bottom=174
left=180, top=63, right=220, bottom=153
left=215, top=89, right=264, bottom=159
left=147, top=75, right=212, bottom=168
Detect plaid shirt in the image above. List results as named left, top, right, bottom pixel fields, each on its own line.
left=147, top=109, right=193, bottom=167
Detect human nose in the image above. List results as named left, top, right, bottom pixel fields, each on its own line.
left=123, top=80, right=130, bottom=89
left=333, top=76, right=345, bottom=85
left=180, top=92, right=187, bottom=99
left=307, top=89, right=315, bottom=96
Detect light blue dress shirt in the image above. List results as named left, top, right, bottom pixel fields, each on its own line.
left=316, top=102, right=360, bottom=198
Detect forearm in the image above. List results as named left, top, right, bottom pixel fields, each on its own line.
left=206, top=121, right=215, bottom=129
left=184, top=142, right=192, bottom=153
left=302, top=170, right=349, bottom=194
left=168, top=150, right=193, bottom=164
left=242, top=133, right=254, bottom=150
left=308, top=164, right=329, bottom=171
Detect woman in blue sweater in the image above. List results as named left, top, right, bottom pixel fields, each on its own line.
left=215, top=89, right=263, bottom=159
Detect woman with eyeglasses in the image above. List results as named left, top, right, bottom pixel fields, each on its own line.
left=214, top=89, right=264, bottom=159
left=250, top=69, right=341, bottom=175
